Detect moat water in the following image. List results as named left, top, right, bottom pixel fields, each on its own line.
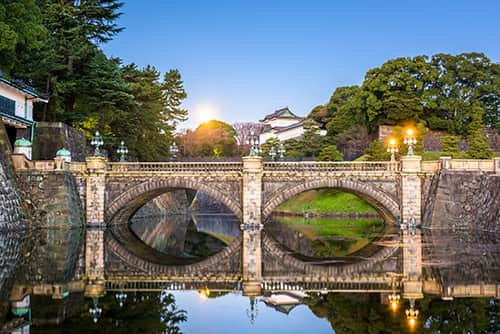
left=0, top=213, right=499, bottom=333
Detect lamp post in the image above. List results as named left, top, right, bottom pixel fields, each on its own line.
left=246, top=131, right=260, bottom=157
left=403, top=129, right=417, bottom=156
left=278, top=142, right=286, bottom=161
left=90, top=131, right=104, bottom=156
left=115, top=290, right=127, bottom=308
left=388, top=292, right=400, bottom=311
left=89, top=297, right=102, bottom=323
left=405, top=299, right=419, bottom=328
left=387, top=138, right=398, bottom=162
left=116, top=141, right=128, bottom=162
left=169, top=142, right=178, bottom=161
left=269, top=145, right=277, bottom=161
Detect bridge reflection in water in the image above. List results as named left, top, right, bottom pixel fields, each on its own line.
left=2, top=215, right=499, bottom=333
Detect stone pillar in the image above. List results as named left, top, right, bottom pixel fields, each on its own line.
left=400, top=156, right=422, bottom=226
left=494, top=157, right=500, bottom=174
left=241, top=156, right=263, bottom=296
left=402, top=228, right=423, bottom=299
left=84, top=228, right=105, bottom=284
left=85, top=156, right=107, bottom=226
left=440, top=156, right=451, bottom=170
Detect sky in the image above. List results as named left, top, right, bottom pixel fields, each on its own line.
left=102, top=0, right=500, bottom=130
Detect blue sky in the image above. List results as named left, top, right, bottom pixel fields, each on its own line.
left=102, top=0, right=500, bottom=129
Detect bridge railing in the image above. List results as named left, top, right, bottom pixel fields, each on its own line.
left=263, top=161, right=399, bottom=173
left=107, top=162, right=243, bottom=174
left=448, top=159, right=495, bottom=172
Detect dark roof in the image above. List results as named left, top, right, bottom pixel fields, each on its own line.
left=260, top=107, right=302, bottom=122
left=261, top=119, right=306, bottom=134
left=0, top=75, right=49, bottom=102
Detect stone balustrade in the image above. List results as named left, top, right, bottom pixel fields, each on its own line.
left=107, top=161, right=243, bottom=174
left=263, top=161, right=399, bottom=175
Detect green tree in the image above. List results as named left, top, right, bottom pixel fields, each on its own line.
left=0, top=0, right=47, bottom=73
left=317, top=145, right=343, bottom=161
left=260, top=137, right=280, bottom=158
left=325, top=86, right=366, bottom=136
left=162, top=69, right=188, bottom=124
left=466, top=104, right=493, bottom=159
left=440, top=135, right=461, bottom=157
left=181, top=120, right=237, bottom=158
left=363, top=56, right=433, bottom=130
left=364, top=141, right=390, bottom=161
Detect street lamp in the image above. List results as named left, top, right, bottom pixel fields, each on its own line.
left=387, top=138, right=398, bottom=162
left=169, top=142, right=178, bottom=161
left=116, top=141, right=128, bottom=162
left=403, top=128, right=417, bottom=156
left=115, top=291, right=127, bottom=308
left=89, top=297, right=102, bottom=323
left=246, top=131, right=260, bottom=157
left=388, top=292, right=400, bottom=311
left=269, top=145, right=277, bottom=161
left=278, top=143, right=286, bottom=161
left=90, top=131, right=104, bottom=156
left=405, top=299, right=419, bottom=328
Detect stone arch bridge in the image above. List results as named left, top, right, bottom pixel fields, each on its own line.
left=13, top=153, right=500, bottom=296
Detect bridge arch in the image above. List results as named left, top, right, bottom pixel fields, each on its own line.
left=106, top=178, right=242, bottom=224
left=262, top=178, right=400, bottom=223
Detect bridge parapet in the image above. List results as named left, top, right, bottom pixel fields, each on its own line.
left=106, top=161, right=243, bottom=175
left=263, top=161, right=399, bottom=175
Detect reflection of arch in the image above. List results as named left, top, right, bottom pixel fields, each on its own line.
left=262, top=179, right=400, bottom=222
left=262, top=233, right=399, bottom=276
left=106, top=178, right=242, bottom=223
left=106, top=233, right=242, bottom=276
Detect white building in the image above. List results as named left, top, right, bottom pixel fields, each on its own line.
left=0, top=74, right=48, bottom=159
left=259, top=107, right=326, bottom=143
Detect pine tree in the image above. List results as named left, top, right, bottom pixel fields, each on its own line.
left=466, top=104, right=493, bottom=159
left=162, top=69, right=188, bottom=125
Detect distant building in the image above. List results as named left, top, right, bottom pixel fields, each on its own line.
left=0, top=74, right=48, bottom=159
left=259, top=107, right=326, bottom=143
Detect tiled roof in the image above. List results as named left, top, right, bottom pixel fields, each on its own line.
left=261, top=119, right=306, bottom=134
left=0, top=75, right=49, bottom=101
left=260, top=107, right=302, bottom=122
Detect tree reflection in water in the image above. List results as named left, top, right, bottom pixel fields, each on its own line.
left=305, top=293, right=500, bottom=334
left=71, top=291, right=187, bottom=333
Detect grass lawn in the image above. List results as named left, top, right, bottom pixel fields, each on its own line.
left=271, top=215, right=385, bottom=257
left=276, top=189, right=377, bottom=214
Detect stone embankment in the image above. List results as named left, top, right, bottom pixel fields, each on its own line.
left=0, top=124, right=27, bottom=230
left=424, top=170, right=500, bottom=232
left=17, top=171, right=84, bottom=228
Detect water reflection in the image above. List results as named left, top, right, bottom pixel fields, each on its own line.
left=129, top=213, right=240, bottom=260
left=0, top=220, right=499, bottom=333
left=265, top=215, right=388, bottom=260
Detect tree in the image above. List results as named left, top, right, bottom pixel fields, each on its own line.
left=317, top=145, right=343, bottom=161
left=0, top=0, right=47, bottom=73
left=466, top=104, right=493, bottom=159
left=364, top=141, right=390, bottom=161
left=325, top=86, right=366, bottom=136
left=363, top=56, right=433, bottom=130
left=162, top=69, right=188, bottom=124
left=180, top=120, right=237, bottom=158
left=440, top=135, right=461, bottom=156
left=233, top=122, right=265, bottom=155
left=260, top=137, right=280, bottom=158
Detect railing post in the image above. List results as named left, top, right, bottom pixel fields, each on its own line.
left=440, top=156, right=451, bottom=170
left=400, top=155, right=422, bottom=226
left=494, top=157, right=500, bottom=175
left=241, top=156, right=263, bottom=296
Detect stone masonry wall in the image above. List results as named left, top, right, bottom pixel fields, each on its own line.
left=32, top=122, right=90, bottom=162
left=0, top=123, right=27, bottom=230
left=134, top=190, right=190, bottom=217
left=424, top=171, right=500, bottom=232
left=17, top=171, right=84, bottom=228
